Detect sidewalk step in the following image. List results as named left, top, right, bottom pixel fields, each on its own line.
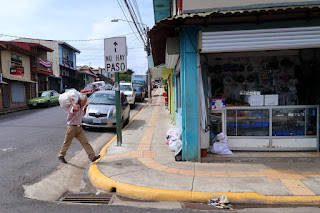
left=201, top=156, right=320, bottom=163
left=202, top=153, right=320, bottom=163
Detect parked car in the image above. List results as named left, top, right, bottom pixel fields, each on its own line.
left=106, top=84, right=113, bottom=90
left=92, top=81, right=107, bottom=91
left=82, top=91, right=130, bottom=128
left=81, top=83, right=99, bottom=96
left=28, top=90, right=60, bottom=108
left=120, top=82, right=136, bottom=107
left=133, top=84, right=145, bottom=102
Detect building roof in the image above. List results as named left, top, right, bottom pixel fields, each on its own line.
left=58, top=41, right=81, bottom=53
left=0, top=41, right=54, bottom=55
left=149, top=4, right=320, bottom=66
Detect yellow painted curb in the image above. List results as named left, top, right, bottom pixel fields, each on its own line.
left=88, top=90, right=320, bottom=205
left=88, top=163, right=320, bottom=204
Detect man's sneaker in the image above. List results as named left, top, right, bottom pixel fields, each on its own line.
left=58, top=157, right=67, bottom=164
left=92, top=155, right=101, bottom=162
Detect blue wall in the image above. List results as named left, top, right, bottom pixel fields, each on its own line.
left=153, top=0, right=171, bottom=23
left=180, top=27, right=199, bottom=161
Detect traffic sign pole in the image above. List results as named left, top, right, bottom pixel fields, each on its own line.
left=115, top=72, right=122, bottom=146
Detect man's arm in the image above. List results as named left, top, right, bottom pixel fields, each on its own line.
left=68, top=98, right=79, bottom=112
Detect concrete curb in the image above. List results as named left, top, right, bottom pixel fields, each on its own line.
left=87, top=93, right=320, bottom=205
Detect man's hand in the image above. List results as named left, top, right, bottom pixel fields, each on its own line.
left=68, top=97, right=79, bottom=111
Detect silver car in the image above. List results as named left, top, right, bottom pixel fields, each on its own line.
left=82, top=91, right=130, bottom=128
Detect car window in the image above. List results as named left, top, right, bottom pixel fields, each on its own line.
left=84, top=84, right=94, bottom=89
left=88, top=93, right=116, bottom=105
left=120, top=85, right=132, bottom=91
left=133, top=86, right=142, bottom=92
left=40, top=91, right=50, bottom=97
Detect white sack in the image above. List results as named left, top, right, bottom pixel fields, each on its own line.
left=166, top=127, right=181, bottom=144
left=59, top=90, right=80, bottom=113
left=210, top=142, right=233, bottom=155
left=169, top=138, right=182, bottom=153
left=210, top=132, right=233, bottom=155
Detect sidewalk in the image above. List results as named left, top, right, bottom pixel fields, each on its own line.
left=88, top=88, right=320, bottom=205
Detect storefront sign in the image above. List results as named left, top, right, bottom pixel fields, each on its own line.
left=10, top=67, right=24, bottom=77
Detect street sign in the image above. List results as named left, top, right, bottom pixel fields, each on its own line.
left=104, top=37, right=127, bottom=73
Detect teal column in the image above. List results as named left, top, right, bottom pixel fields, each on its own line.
left=180, top=27, right=199, bottom=161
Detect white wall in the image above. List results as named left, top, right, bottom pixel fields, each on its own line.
left=183, top=0, right=317, bottom=12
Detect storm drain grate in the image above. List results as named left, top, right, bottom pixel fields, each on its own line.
left=60, top=193, right=114, bottom=204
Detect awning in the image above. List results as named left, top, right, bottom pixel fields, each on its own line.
left=3, top=76, right=35, bottom=83
left=32, top=67, right=53, bottom=75
left=49, top=75, right=62, bottom=79
left=0, top=81, right=8, bottom=84
left=149, top=4, right=320, bottom=66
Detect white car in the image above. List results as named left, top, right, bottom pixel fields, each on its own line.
left=120, top=83, right=136, bottom=107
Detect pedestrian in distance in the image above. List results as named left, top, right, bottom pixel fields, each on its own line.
left=58, top=93, right=100, bottom=164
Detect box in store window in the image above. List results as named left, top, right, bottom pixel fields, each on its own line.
left=264, top=94, right=278, bottom=106
left=245, top=95, right=264, bottom=106
left=211, top=97, right=225, bottom=110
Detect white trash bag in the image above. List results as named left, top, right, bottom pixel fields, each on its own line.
left=59, top=90, right=81, bottom=113
left=166, top=127, right=181, bottom=144
left=169, top=138, right=182, bottom=153
left=210, top=132, right=233, bottom=155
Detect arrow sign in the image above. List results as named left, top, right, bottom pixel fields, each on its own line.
left=104, top=37, right=127, bottom=73
left=114, top=41, right=118, bottom=52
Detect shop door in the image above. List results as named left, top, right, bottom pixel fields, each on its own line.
left=11, top=82, right=25, bottom=103
left=3, top=84, right=10, bottom=108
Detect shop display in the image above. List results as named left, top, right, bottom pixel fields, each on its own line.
left=203, top=49, right=319, bottom=151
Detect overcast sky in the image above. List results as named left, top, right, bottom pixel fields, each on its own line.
left=0, top=0, right=154, bottom=74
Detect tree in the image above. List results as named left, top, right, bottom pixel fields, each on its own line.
left=119, top=69, right=134, bottom=82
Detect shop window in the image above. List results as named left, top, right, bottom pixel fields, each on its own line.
left=227, top=109, right=269, bottom=136
left=11, top=54, right=22, bottom=67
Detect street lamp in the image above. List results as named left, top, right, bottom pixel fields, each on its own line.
left=111, top=18, right=147, bottom=28
left=111, top=18, right=152, bottom=104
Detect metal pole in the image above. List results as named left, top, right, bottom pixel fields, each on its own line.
left=115, top=72, right=122, bottom=146
left=148, top=68, right=152, bottom=104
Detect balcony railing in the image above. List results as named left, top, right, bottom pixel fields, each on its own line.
left=62, top=58, right=74, bottom=68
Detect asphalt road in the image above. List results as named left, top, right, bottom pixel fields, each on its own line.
left=0, top=100, right=192, bottom=213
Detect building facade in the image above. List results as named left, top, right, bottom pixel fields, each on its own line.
left=15, top=39, right=80, bottom=93
left=150, top=0, right=320, bottom=161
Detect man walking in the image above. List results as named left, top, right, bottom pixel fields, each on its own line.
left=58, top=93, right=100, bottom=164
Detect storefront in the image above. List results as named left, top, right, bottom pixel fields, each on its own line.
left=149, top=4, right=320, bottom=160
left=198, top=25, right=320, bottom=151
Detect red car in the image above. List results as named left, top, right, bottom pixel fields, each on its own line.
left=81, top=84, right=99, bottom=96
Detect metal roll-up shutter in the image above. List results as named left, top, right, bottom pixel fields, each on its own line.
left=11, top=82, right=25, bottom=103
left=200, top=26, right=320, bottom=53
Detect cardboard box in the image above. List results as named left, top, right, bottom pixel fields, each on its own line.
left=264, top=94, right=278, bottom=106
left=245, top=95, right=264, bottom=106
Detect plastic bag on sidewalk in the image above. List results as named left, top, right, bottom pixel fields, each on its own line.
left=210, top=132, right=233, bottom=155
left=166, top=127, right=180, bottom=144
left=169, top=138, right=182, bottom=153
left=59, top=90, right=81, bottom=113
